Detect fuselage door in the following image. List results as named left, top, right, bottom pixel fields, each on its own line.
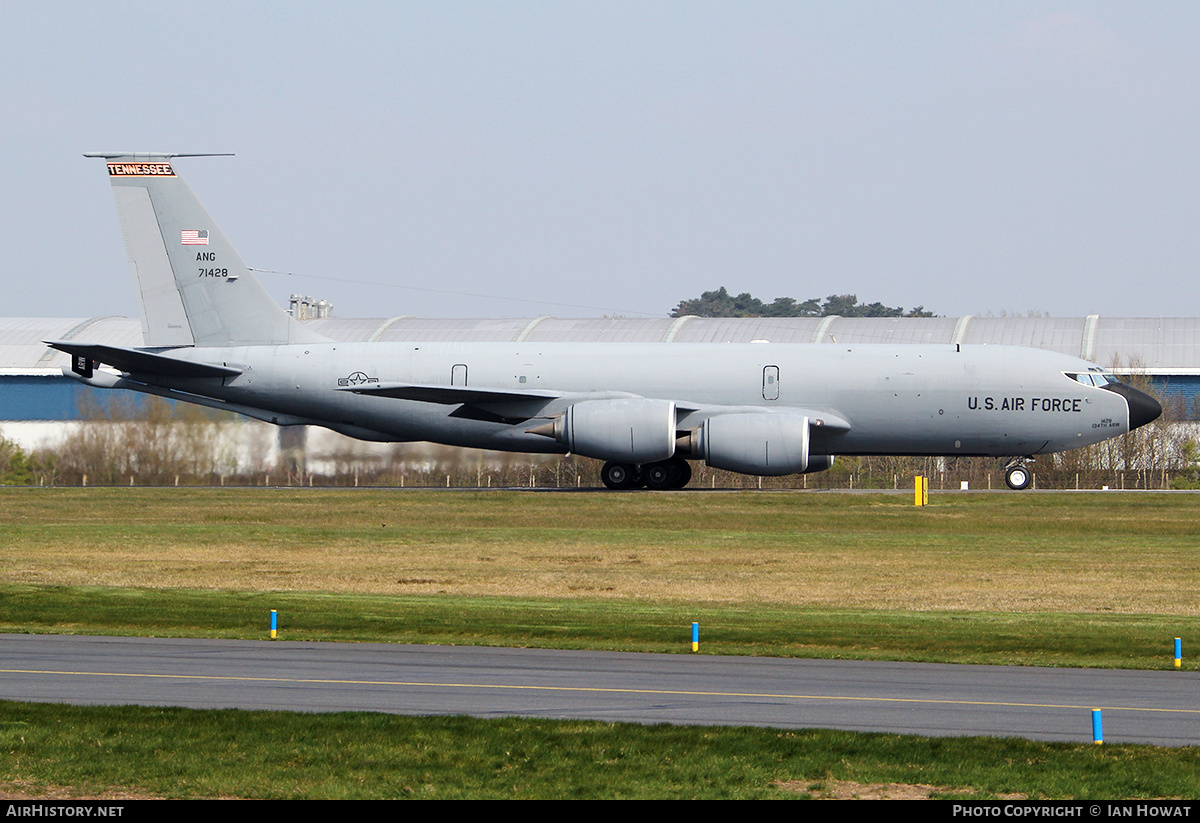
left=451, top=364, right=468, bottom=386
left=763, top=365, right=779, bottom=401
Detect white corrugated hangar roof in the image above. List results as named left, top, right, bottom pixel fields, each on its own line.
left=5, top=314, right=1200, bottom=374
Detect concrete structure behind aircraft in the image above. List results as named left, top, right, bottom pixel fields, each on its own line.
left=49, top=154, right=1161, bottom=490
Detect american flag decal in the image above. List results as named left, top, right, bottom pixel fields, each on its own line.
left=181, top=229, right=210, bottom=246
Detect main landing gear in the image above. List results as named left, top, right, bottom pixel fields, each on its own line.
left=601, top=457, right=693, bottom=490
left=1003, top=458, right=1034, bottom=491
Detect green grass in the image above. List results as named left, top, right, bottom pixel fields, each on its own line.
left=0, top=585, right=1195, bottom=670
left=3, top=488, right=1199, bottom=613
left=2, top=700, right=1199, bottom=799
left=3, top=488, right=1200, bottom=798
left=2, top=487, right=1199, bottom=668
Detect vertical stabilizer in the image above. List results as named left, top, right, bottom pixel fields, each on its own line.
left=86, top=153, right=327, bottom=347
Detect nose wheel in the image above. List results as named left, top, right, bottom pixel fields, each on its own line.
left=1004, top=460, right=1033, bottom=491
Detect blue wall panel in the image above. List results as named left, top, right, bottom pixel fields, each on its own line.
left=0, top=377, right=146, bottom=421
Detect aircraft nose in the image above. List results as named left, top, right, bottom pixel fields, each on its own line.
left=1102, top=382, right=1163, bottom=431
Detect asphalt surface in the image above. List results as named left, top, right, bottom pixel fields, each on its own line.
left=1, top=634, right=1197, bottom=746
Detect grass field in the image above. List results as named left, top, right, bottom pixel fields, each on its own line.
left=2, top=487, right=1198, bottom=798
left=4, top=701, right=1200, bottom=800
left=3, top=487, right=1199, bottom=613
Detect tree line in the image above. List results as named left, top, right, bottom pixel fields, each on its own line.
left=671, top=287, right=934, bottom=318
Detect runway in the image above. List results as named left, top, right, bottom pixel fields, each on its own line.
left=1, top=634, right=1197, bottom=746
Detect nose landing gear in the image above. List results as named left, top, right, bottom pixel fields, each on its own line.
left=1003, top=458, right=1034, bottom=491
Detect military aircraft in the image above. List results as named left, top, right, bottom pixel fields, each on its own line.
left=49, top=153, right=1161, bottom=490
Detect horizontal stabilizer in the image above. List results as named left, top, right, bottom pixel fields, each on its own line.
left=46, top=341, right=241, bottom=379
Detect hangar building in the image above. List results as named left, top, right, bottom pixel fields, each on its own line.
left=3, top=310, right=1198, bottom=467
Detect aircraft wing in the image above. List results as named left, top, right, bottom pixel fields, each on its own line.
left=338, top=382, right=614, bottom=423
left=773, top=408, right=851, bottom=432
left=46, top=341, right=242, bottom=380
left=338, top=383, right=562, bottom=405
left=338, top=382, right=851, bottom=432
left=683, top=406, right=852, bottom=433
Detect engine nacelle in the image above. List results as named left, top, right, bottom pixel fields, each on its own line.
left=538, top=398, right=677, bottom=463
left=696, top=413, right=812, bottom=476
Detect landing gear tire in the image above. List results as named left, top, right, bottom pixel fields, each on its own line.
left=644, top=462, right=672, bottom=490
left=643, top=457, right=693, bottom=490
left=601, top=462, right=640, bottom=490
left=672, top=458, right=693, bottom=489
left=1005, top=465, right=1033, bottom=491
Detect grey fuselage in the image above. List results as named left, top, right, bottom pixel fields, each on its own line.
left=146, top=340, right=1134, bottom=458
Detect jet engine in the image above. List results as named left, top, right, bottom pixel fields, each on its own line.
left=531, top=398, right=677, bottom=463
left=685, top=412, right=817, bottom=476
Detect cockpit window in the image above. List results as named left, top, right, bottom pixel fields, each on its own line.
left=1066, top=372, right=1119, bottom=387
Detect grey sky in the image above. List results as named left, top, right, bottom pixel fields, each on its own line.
left=3, top=1, right=1198, bottom=320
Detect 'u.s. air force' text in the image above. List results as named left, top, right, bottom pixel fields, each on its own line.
left=969, top=397, right=1122, bottom=430
left=969, top=397, right=1082, bottom=412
